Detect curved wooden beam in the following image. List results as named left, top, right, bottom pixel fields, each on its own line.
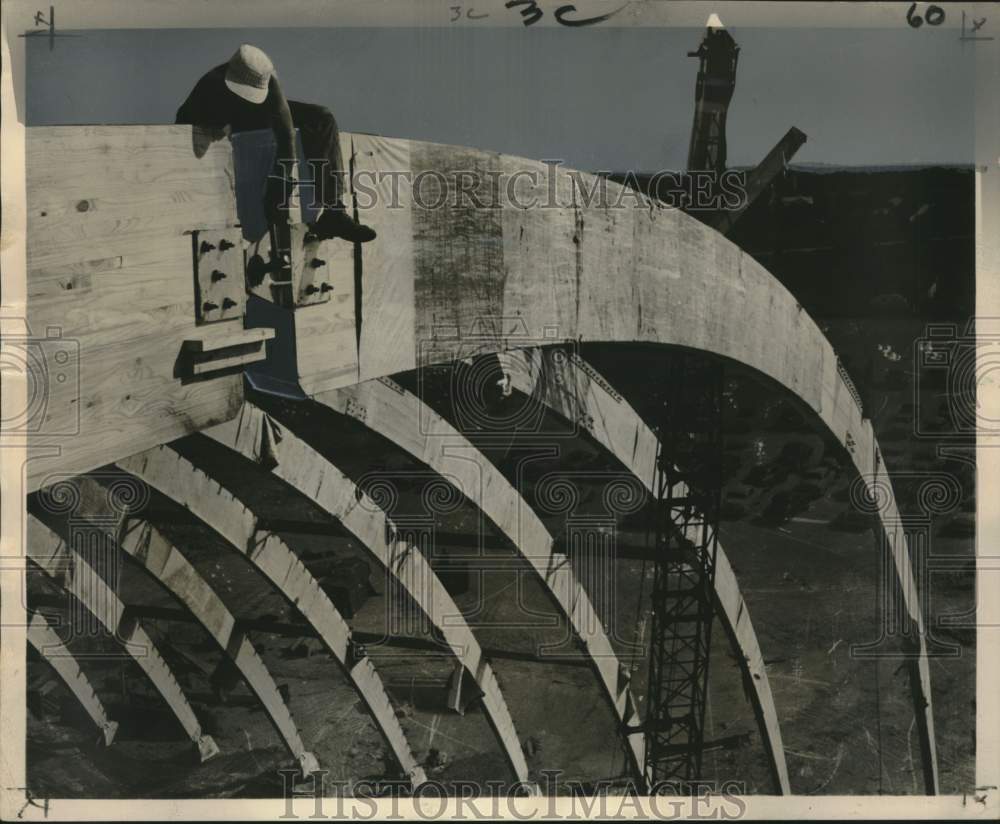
left=26, top=610, right=119, bottom=746
left=25, top=512, right=219, bottom=762
left=501, top=347, right=790, bottom=794
left=115, top=447, right=428, bottom=789
left=62, top=476, right=320, bottom=777
left=22, top=129, right=938, bottom=792
left=120, top=518, right=319, bottom=776
left=204, top=404, right=534, bottom=788
left=306, top=378, right=647, bottom=783
left=337, top=134, right=937, bottom=793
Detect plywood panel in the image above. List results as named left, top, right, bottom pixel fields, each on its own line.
left=26, top=174, right=233, bottom=221
left=411, top=142, right=507, bottom=357
left=289, top=132, right=358, bottom=394
left=355, top=135, right=416, bottom=383
left=24, top=125, right=245, bottom=492
left=498, top=155, right=587, bottom=347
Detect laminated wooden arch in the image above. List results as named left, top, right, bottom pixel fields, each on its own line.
left=328, top=134, right=938, bottom=793
left=61, top=474, right=320, bottom=777
left=25, top=513, right=219, bottom=762
left=114, top=447, right=428, bottom=789
left=204, top=404, right=535, bottom=789
left=500, top=346, right=790, bottom=793
left=26, top=610, right=119, bottom=746
left=305, top=378, right=648, bottom=782
left=18, top=127, right=938, bottom=792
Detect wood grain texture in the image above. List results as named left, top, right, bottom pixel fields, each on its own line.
left=26, top=126, right=246, bottom=493
left=353, top=135, right=416, bottom=383
left=410, top=142, right=506, bottom=357
left=291, top=132, right=358, bottom=395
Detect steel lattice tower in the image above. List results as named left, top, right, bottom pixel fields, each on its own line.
left=643, top=353, right=724, bottom=787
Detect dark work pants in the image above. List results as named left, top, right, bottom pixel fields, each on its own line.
left=287, top=101, right=344, bottom=208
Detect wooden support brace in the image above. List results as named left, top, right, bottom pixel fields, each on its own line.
left=25, top=513, right=219, bottom=762
left=26, top=610, right=119, bottom=746
left=115, top=446, right=427, bottom=789
left=308, top=379, right=648, bottom=785
left=204, top=405, right=535, bottom=789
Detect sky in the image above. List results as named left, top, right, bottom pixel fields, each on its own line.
left=25, top=25, right=976, bottom=171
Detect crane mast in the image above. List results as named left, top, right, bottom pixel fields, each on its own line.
left=686, top=17, right=740, bottom=174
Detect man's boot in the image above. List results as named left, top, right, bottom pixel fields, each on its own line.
left=310, top=206, right=376, bottom=243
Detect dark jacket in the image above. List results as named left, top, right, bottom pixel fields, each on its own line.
left=175, top=63, right=296, bottom=158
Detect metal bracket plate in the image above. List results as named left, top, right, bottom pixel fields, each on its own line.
left=193, top=228, right=246, bottom=324
left=291, top=224, right=334, bottom=307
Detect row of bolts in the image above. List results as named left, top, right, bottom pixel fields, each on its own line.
left=199, top=238, right=331, bottom=312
